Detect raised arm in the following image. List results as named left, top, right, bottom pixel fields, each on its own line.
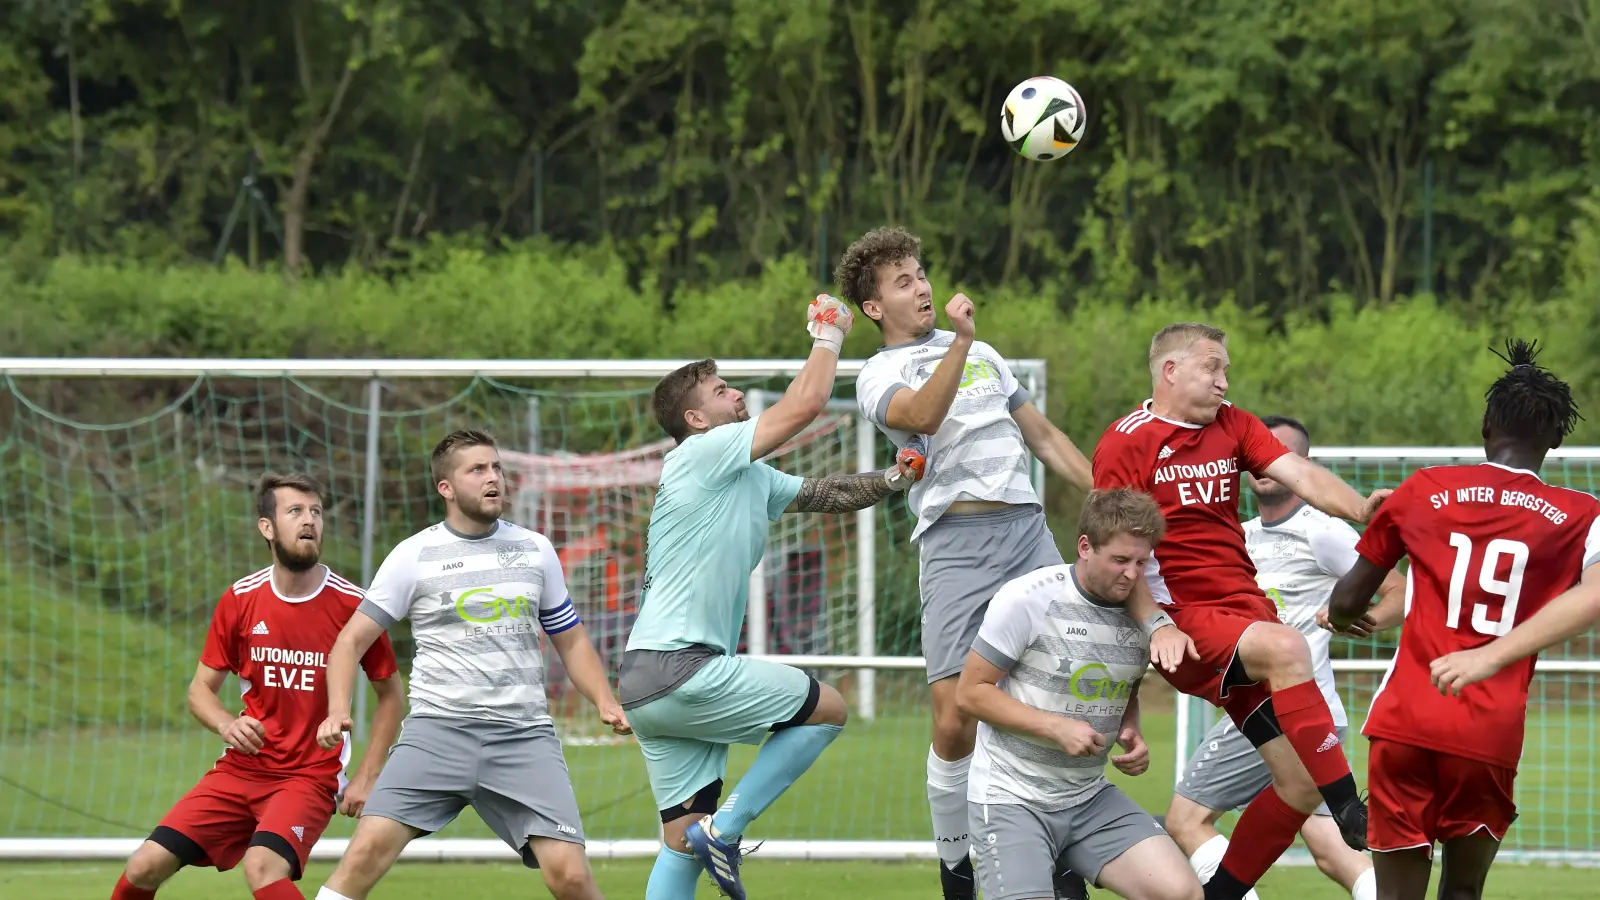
left=751, top=296, right=855, bottom=461
left=1261, top=453, right=1388, bottom=524
left=1011, top=402, right=1092, bottom=492
left=880, top=295, right=975, bottom=433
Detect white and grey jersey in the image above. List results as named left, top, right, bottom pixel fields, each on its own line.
left=967, top=565, right=1149, bottom=811
left=855, top=329, right=1037, bottom=542
left=1243, top=503, right=1358, bottom=727
left=360, top=520, right=580, bottom=726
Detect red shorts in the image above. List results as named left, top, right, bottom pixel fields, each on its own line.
left=1162, top=595, right=1279, bottom=728
left=151, top=766, right=337, bottom=880
left=1367, top=738, right=1518, bottom=854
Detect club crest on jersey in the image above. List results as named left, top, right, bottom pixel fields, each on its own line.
left=497, top=546, right=530, bottom=568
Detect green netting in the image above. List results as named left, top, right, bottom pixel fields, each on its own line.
left=0, top=372, right=935, bottom=844
left=1185, top=453, right=1600, bottom=857
left=0, top=373, right=1595, bottom=858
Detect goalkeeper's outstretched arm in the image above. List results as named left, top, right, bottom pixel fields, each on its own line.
left=785, top=460, right=918, bottom=514
left=750, top=296, right=855, bottom=461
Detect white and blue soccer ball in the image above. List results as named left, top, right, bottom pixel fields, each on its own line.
left=1000, top=76, right=1087, bottom=161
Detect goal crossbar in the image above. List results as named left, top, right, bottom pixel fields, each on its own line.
left=0, top=357, right=1047, bottom=379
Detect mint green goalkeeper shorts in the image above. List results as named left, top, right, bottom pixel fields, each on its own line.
left=626, top=655, right=818, bottom=811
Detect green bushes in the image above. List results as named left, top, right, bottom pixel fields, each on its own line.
left=5, top=245, right=1596, bottom=449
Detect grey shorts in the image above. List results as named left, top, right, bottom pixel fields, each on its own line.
left=969, top=785, right=1170, bottom=899
left=363, top=715, right=584, bottom=868
left=1175, top=717, right=1350, bottom=816
left=918, top=505, right=1063, bottom=683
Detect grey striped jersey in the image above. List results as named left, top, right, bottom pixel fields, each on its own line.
left=359, top=520, right=580, bottom=725
left=856, top=329, right=1037, bottom=542
left=967, top=564, right=1148, bottom=810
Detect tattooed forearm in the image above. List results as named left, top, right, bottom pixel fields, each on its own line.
left=787, top=471, right=894, bottom=514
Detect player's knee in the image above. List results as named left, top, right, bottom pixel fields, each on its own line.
left=1247, top=623, right=1312, bottom=681
left=807, top=683, right=848, bottom=727
left=240, top=845, right=292, bottom=889
left=124, top=841, right=181, bottom=889
left=1161, top=798, right=1214, bottom=853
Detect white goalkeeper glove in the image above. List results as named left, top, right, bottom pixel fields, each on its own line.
left=807, top=294, right=854, bottom=355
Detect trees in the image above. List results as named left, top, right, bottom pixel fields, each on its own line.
left=0, top=0, right=1594, bottom=313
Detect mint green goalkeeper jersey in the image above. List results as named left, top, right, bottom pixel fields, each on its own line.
left=626, top=416, right=805, bottom=655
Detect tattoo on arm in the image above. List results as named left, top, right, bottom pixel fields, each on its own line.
left=788, top=471, right=892, bottom=514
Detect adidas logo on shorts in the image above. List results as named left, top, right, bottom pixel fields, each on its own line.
left=1158, top=445, right=1175, bottom=459
left=252, top=621, right=270, bottom=636
left=291, top=825, right=304, bottom=842
left=1316, top=732, right=1340, bottom=753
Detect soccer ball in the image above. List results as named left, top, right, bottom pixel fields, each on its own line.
left=1000, top=76, right=1087, bottom=161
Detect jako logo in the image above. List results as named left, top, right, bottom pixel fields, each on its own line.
left=1065, top=662, right=1135, bottom=703
left=454, top=587, right=531, bottom=624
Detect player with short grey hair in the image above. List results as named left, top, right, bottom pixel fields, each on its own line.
left=956, top=488, right=1200, bottom=900
left=1164, top=416, right=1405, bottom=900
left=312, top=430, right=629, bottom=900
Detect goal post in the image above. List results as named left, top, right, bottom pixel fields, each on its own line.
left=0, top=356, right=1047, bottom=862
left=2, top=358, right=1598, bottom=865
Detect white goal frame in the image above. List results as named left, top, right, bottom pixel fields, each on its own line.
left=3, top=359, right=1598, bottom=865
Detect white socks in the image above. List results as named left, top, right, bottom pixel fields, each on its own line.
left=315, top=887, right=356, bottom=900
left=927, top=746, right=973, bottom=870
left=1189, top=835, right=1262, bottom=900
left=1352, top=868, right=1377, bottom=900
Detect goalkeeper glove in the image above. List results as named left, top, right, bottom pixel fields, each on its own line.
left=807, top=294, right=854, bottom=355
left=886, top=435, right=928, bottom=491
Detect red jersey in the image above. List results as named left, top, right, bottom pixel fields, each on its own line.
left=1358, top=463, right=1600, bottom=768
left=200, top=565, right=399, bottom=787
left=1093, top=400, right=1293, bottom=607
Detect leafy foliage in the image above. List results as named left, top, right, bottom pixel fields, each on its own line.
left=0, top=0, right=1596, bottom=310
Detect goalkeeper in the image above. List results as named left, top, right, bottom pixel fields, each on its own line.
left=620, top=296, right=922, bottom=900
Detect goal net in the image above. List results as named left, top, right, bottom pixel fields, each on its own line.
left=1, top=361, right=1596, bottom=864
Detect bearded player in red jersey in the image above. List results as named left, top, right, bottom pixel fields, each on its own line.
left=1094, top=323, right=1390, bottom=900
left=111, top=473, right=405, bottom=900
left=1328, top=340, right=1599, bottom=900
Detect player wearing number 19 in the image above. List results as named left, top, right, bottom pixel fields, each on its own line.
left=112, top=473, right=403, bottom=900
left=1329, top=340, right=1600, bottom=900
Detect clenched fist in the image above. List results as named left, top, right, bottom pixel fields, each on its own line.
left=946, top=294, right=975, bottom=339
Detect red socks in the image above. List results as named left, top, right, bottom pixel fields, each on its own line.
left=112, top=874, right=157, bottom=900
left=1271, top=680, right=1350, bottom=786
left=1217, top=787, right=1311, bottom=887
left=252, top=880, right=306, bottom=900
